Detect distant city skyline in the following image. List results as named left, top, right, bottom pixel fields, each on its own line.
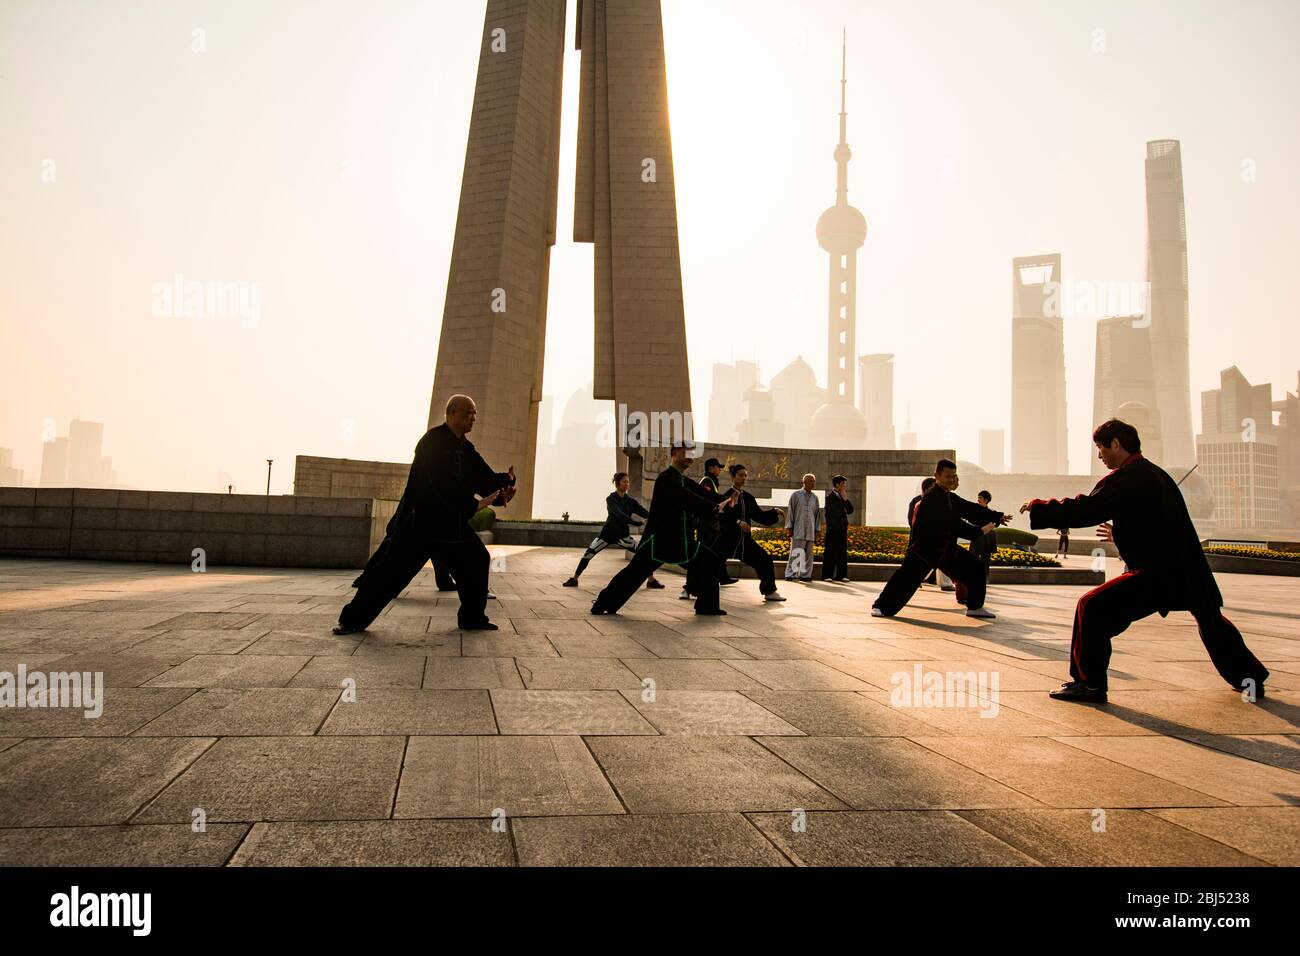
left=2, top=0, right=1298, bottom=495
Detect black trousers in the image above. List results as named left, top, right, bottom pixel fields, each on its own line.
left=720, top=534, right=778, bottom=595
left=1067, top=570, right=1270, bottom=691
left=873, top=546, right=988, bottom=615
left=595, top=544, right=722, bottom=613
left=354, top=537, right=457, bottom=591
left=822, top=525, right=849, bottom=580
left=340, top=530, right=490, bottom=631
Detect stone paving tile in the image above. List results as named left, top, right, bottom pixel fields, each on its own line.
left=137, top=687, right=338, bottom=736
left=510, top=618, right=600, bottom=636
left=748, top=810, right=1037, bottom=866
left=320, top=689, right=496, bottom=735
left=1056, top=735, right=1300, bottom=806
left=800, top=636, right=938, bottom=660
left=546, top=633, right=658, bottom=659
left=957, top=808, right=1265, bottom=866
left=725, top=659, right=878, bottom=691
left=758, top=736, right=1041, bottom=809
left=0, top=630, right=159, bottom=654
left=0, top=824, right=250, bottom=866
left=824, top=656, right=1068, bottom=693
left=352, top=631, right=459, bottom=658
left=395, top=736, right=622, bottom=818
left=1178, top=733, right=1300, bottom=772
left=515, top=658, right=642, bottom=690
left=913, top=736, right=1229, bottom=808
left=621, top=690, right=804, bottom=736
left=0, top=737, right=215, bottom=826
left=622, top=659, right=767, bottom=692
left=462, top=633, right=559, bottom=658
left=134, top=736, right=405, bottom=823
left=422, top=657, right=523, bottom=689
left=710, top=636, right=829, bottom=659
left=143, top=654, right=310, bottom=688
left=991, top=690, right=1180, bottom=736
left=148, top=612, right=268, bottom=631
left=240, top=631, right=362, bottom=657
left=514, top=813, right=790, bottom=866
left=0, top=687, right=194, bottom=737
left=741, top=690, right=940, bottom=736
left=0, top=739, right=21, bottom=753
left=490, top=690, right=656, bottom=735
left=120, top=630, right=266, bottom=656
left=858, top=689, right=1075, bottom=737
left=229, top=820, right=514, bottom=866
left=37, top=653, right=185, bottom=687
left=288, top=656, right=425, bottom=689
left=586, top=737, right=846, bottom=813
left=628, top=632, right=756, bottom=659
left=1149, top=808, right=1300, bottom=866
left=1102, top=690, right=1296, bottom=735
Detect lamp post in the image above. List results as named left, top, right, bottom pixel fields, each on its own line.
left=266, top=460, right=273, bottom=496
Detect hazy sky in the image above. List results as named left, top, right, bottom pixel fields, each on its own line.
left=2, top=0, right=1297, bottom=494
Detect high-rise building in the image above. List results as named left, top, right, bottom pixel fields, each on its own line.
left=978, top=429, right=1005, bottom=474
left=1011, top=253, right=1068, bottom=473
left=809, top=33, right=868, bottom=449
left=1197, top=367, right=1280, bottom=530
left=0, top=449, right=22, bottom=487
left=770, top=358, right=825, bottom=446
left=1144, top=140, right=1195, bottom=469
left=1277, top=372, right=1300, bottom=527
left=40, top=437, right=69, bottom=487
left=709, top=361, right=760, bottom=446
left=857, top=354, right=895, bottom=449
left=737, top=385, right=785, bottom=447
left=38, top=420, right=116, bottom=488
left=1092, top=314, right=1161, bottom=473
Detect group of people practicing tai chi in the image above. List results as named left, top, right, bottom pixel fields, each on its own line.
left=337, top=397, right=1269, bottom=705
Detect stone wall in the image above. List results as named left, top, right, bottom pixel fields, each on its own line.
left=294, top=455, right=408, bottom=502
left=0, top=488, right=381, bottom=569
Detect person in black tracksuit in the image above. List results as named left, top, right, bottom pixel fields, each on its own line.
left=873, top=459, right=1007, bottom=618
left=562, top=472, right=663, bottom=589
left=352, top=495, right=458, bottom=592
left=717, top=464, right=785, bottom=602
left=592, top=445, right=738, bottom=616
left=909, top=478, right=939, bottom=587
left=699, top=458, right=740, bottom=586
left=1023, top=418, right=1269, bottom=703
left=821, top=475, right=855, bottom=581
left=336, top=395, right=514, bottom=634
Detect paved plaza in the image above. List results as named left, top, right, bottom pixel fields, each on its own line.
left=0, top=547, right=1297, bottom=867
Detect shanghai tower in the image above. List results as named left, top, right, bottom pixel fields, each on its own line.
left=1144, top=139, right=1194, bottom=469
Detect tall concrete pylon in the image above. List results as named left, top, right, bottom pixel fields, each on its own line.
left=429, top=0, right=693, bottom=517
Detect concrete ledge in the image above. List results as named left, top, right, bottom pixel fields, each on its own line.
left=0, top=489, right=382, bottom=569
left=649, top=558, right=1104, bottom=586
left=492, top=522, right=605, bottom=549
left=1206, top=554, right=1300, bottom=577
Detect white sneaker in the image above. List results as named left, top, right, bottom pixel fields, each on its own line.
left=678, top=587, right=691, bottom=600
left=486, top=590, right=497, bottom=600
left=871, top=607, right=885, bottom=617
left=965, top=607, right=996, bottom=619
left=764, top=592, right=787, bottom=602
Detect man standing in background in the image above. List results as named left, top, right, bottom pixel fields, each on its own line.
left=785, top=473, right=821, bottom=583
left=821, top=475, right=854, bottom=582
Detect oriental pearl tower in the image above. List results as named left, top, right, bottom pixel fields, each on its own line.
left=809, top=32, right=869, bottom=448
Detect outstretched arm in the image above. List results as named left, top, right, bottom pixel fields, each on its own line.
left=1020, top=474, right=1118, bottom=530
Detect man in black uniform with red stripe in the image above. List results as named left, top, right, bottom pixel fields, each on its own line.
left=1021, top=418, right=1269, bottom=704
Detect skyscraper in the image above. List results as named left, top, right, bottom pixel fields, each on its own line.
left=978, top=429, right=1005, bottom=474
left=1010, top=254, right=1068, bottom=473
left=857, top=354, right=895, bottom=449
left=1092, top=314, right=1161, bottom=472
left=810, top=33, right=868, bottom=449
left=1145, top=140, right=1195, bottom=469
left=1197, top=367, right=1279, bottom=529
left=709, top=360, right=760, bottom=446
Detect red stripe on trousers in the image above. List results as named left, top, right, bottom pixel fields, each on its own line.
left=1071, top=570, right=1139, bottom=683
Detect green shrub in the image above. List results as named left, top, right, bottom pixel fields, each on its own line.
left=469, top=508, right=496, bottom=533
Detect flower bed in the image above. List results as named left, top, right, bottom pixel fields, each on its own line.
left=1204, top=545, right=1300, bottom=563
left=750, top=527, right=1059, bottom=567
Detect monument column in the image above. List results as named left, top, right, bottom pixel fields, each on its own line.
left=429, top=0, right=567, bottom=518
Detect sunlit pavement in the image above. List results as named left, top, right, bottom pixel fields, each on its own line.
left=0, top=548, right=1296, bottom=866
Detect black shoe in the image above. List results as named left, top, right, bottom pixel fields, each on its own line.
left=719, top=577, right=740, bottom=586
left=350, top=577, right=363, bottom=589
left=459, top=620, right=498, bottom=631
left=333, top=624, right=366, bottom=636
left=645, top=578, right=665, bottom=590
left=590, top=602, right=612, bottom=615
left=1242, top=679, right=1266, bottom=701
left=1049, top=681, right=1107, bottom=704
left=695, top=607, right=728, bottom=616
left=562, top=577, right=579, bottom=587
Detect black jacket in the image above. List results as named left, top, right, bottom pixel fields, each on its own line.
left=1028, top=454, right=1219, bottom=613
left=717, top=487, right=781, bottom=556
left=824, top=491, right=854, bottom=531
left=598, top=492, right=649, bottom=543
left=909, top=485, right=1003, bottom=566
left=398, top=423, right=512, bottom=544
left=638, top=466, right=723, bottom=565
